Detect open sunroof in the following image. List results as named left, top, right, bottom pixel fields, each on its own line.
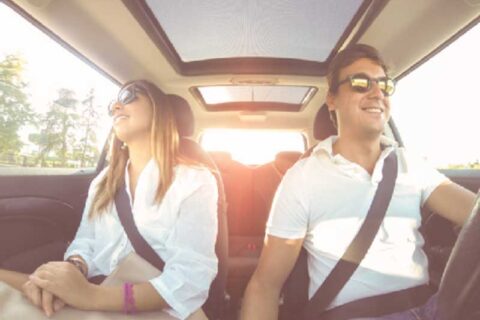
left=123, top=0, right=370, bottom=75
left=192, top=85, right=316, bottom=112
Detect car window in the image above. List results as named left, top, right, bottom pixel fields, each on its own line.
left=0, top=3, right=118, bottom=175
left=200, top=129, right=305, bottom=165
left=391, top=23, right=480, bottom=170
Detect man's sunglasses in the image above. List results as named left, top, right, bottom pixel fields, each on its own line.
left=108, top=85, right=145, bottom=116
left=337, top=73, right=395, bottom=97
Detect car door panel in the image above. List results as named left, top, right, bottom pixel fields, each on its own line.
left=0, top=173, right=95, bottom=272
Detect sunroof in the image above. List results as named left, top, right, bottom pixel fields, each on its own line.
left=193, top=85, right=316, bottom=112
left=198, top=85, right=312, bottom=104
left=144, top=0, right=363, bottom=63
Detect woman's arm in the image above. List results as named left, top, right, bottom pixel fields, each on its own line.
left=93, top=282, right=169, bottom=311
left=35, top=173, right=105, bottom=316
left=147, top=169, right=219, bottom=318
left=30, top=262, right=168, bottom=311
left=0, top=269, right=29, bottom=290
left=64, top=170, right=108, bottom=276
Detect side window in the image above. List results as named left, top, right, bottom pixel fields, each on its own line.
left=0, top=3, right=118, bottom=175
left=391, top=23, right=480, bottom=170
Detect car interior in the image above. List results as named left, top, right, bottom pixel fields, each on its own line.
left=0, top=0, right=479, bottom=319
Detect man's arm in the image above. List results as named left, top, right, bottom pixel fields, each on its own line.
left=240, top=235, right=304, bottom=320
left=424, top=181, right=476, bottom=226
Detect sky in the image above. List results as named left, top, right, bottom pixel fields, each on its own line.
left=0, top=4, right=119, bottom=108
left=0, top=2, right=478, bottom=167
left=390, top=23, right=480, bottom=167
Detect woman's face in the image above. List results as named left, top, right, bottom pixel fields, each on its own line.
left=110, top=85, right=154, bottom=144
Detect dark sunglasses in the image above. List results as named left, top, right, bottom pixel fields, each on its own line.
left=337, top=73, right=395, bottom=97
left=108, top=84, right=145, bottom=116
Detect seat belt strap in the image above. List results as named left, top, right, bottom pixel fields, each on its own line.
left=317, top=284, right=433, bottom=320
left=115, top=180, right=165, bottom=271
left=304, top=150, right=398, bottom=320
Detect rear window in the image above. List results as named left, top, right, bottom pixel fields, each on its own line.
left=200, top=129, right=305, bottom=165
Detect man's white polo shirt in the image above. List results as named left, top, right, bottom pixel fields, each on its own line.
left=266, top=135, right=449, bottom=309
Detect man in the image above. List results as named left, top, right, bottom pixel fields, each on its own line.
left=240, top=44, right=476, bottom=320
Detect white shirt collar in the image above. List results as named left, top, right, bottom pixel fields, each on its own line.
left=311, top=135, right=398, bottom=182
left=124, top=158, right=158, bottom=206
left=312, top=135, right=398, bottom=158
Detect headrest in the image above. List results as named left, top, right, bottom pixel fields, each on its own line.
left=168, top=94, right=194, bottom=137
left=275, top=151, right=302, bottom=164
left=313, top=103, right=337, bottom=140
left=275, top=151, right=302, bottom=174
left=209, top=151, right=232, bottom=163
left=209, top=151, right=234, bottom=172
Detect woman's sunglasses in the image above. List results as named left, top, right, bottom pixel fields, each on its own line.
left=108, top=84, right=145, bottom=116
left=337, top=73, right=395, bottom=97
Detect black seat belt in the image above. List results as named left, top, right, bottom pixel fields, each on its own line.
left=304, top=150, right=398, bottom=320
left=115, top=180, right=165, bottom=271
left=87, top=180, right=165, bottom=285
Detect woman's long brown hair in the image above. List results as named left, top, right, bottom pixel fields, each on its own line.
left=88, top=80, right=184, bottom=219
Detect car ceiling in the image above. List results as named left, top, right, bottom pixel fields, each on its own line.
left=5, top=0, right=480, bottom=143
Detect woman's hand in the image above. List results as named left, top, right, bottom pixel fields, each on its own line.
left=29, top=261, right=97, bottom=310
left=22, top=275, right=65, bottom=317
left=21, top=279, right=42, bottom=308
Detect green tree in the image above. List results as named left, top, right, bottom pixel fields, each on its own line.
left=446, top=160, right=480, bottom=170
left=0, top=54, right=33, bottom=159
left=74, top=88, right=101, bottom=167
left=30, top=88, right=79, bottom=167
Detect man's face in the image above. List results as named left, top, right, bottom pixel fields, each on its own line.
left=327, top=58, right=391, bottom=138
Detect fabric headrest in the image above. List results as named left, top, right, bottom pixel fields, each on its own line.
left=275, top=151, right=302, bottom=174
left=275, top=151, right=302, bottom=164
left=209, top=151, right=232, bottom=163
left=168, top=94, right=194, bottom=137
left=313, top=103, right=337, bottom=140
left=208, top=151, right=233, bottom=172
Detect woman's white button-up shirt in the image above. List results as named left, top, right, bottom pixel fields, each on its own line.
left=65, top=160, right=218, bottom=319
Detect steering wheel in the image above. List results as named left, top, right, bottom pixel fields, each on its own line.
left=437, top=194, right=480, bottom=320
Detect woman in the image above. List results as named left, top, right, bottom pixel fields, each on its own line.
left=0, top=80, right=218, bottom=319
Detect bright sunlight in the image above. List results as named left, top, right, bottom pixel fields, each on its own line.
left=201, top=129, right=305, bottom=165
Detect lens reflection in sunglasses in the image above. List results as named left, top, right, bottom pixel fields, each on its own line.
left=350, top=77, right=370, bottom=91
left=341, top=74, right=395, bottom=96
left=118, top=87, right=136, bottom=105
left=108, top=86, right=138, bottom=116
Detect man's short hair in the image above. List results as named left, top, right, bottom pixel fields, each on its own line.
left=327, top=44, right=389, bottom=127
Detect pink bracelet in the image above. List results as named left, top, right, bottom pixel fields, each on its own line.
left=123, top=282, right=136, bottom=314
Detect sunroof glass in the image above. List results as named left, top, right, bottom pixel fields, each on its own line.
left=197, top=85, right=313, bottom=105
left=145, top=0, right=363, bottom=63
